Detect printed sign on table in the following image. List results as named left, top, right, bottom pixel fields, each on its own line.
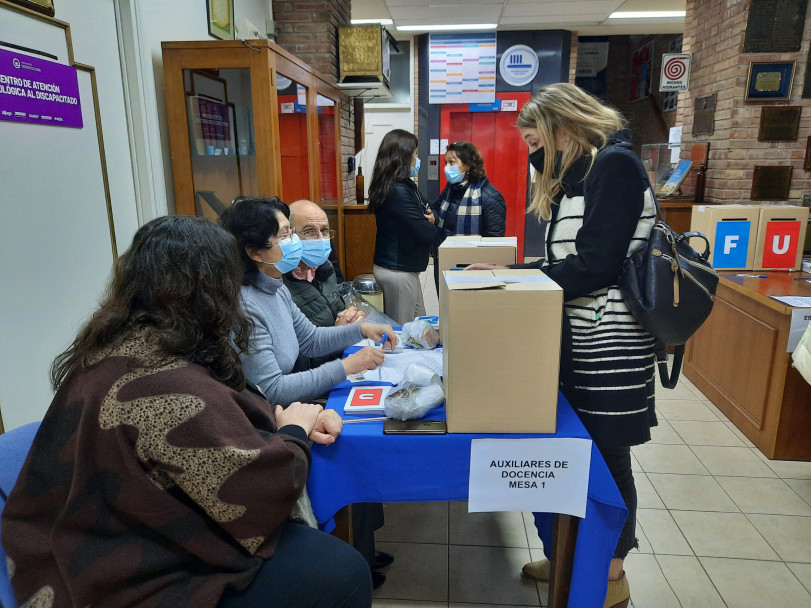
left=0, top=48, right=82, bottom=128
left=761, top=220, right=802, bottom=268
left=344, top=386, right=390, bottom=415
left=468, top=438, right=592, bottom=518
left=713, top=221, right=752, bottom=268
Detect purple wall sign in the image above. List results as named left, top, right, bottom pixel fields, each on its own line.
left=0, top=48, right=83, bottom=128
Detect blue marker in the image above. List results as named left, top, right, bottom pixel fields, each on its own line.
left=379, top=332, right=388, bottom=350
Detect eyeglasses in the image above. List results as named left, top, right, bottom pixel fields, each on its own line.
left=299, top=228, right=336, bottom=240
left=264, top=229, right=295, bottom=248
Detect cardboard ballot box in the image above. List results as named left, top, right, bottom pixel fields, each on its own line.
left=437, top=235, right=517, bottom=276
left=437, top=235, right=517, bottom=315
left=753, top=205, right=809, bottom=271
left=689, top=205, right=761, bottom=270
left=441, top=269, right=562, bottom=434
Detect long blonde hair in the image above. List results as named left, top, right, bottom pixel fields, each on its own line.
left=517, top=83, right=626, bottom=220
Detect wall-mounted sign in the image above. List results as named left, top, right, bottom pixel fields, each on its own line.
left=660, top=53, right=691, bottom=92
left=0, top=48, right=82, bottom=128
left=499, top=44, right=538, bottom=87
left=428, top=33, right=497, bottom=105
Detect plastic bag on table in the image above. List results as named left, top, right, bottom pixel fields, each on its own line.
left=400, top=319, right=440, bottom=349
left=384, top=363, right=445, bottom=420
left=337, top=282, right=399, bottom=327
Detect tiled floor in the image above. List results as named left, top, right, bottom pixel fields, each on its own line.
left=369, top=266, right=811, bottom=607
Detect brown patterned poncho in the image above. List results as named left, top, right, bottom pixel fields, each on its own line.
left=2, top=331, right=311, bottom=607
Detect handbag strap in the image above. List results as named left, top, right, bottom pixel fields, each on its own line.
left=655, top=342, right=684, bottom=389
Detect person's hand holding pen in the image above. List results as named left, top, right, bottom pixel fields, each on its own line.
left=360, top=323, right=398, bottom=351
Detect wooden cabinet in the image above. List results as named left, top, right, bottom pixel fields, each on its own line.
left=684, top=273, right=811, bottom=460
left=161, top=40, right=349, bottom=270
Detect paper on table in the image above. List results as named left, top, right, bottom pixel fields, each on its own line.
left=771, top=296, right=811, bottom=307
left=349, top=348, right=444, bottom=385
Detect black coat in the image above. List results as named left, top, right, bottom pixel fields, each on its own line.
left=430, top=176, right=506, bottom=253
left=373, top=179, right=439, bottom=272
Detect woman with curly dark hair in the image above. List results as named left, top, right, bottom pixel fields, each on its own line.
left=429, top=140, right=506, bottom=293
left=368, top=129, right=439, bottom=324
left=2, top=215, right=373, bottom=608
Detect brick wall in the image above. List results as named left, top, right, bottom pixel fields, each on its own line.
left=272, top=0, right=350, bottom=79
left=272, top=0, right=355, bottom=203
left=681, top=0, right=811, bottom=204
left=569, top=32, right=579, bottom=84
left=602, top=34, right=684, bottom=155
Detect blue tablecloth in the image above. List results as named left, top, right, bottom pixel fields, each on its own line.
left=306, top=381, right=628, bottom=608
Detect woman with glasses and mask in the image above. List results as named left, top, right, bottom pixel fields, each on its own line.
left=429, top=141, right=506, bottom=294
left=369, top=129, right=440, bottom=325
left=219, top=197, right=396, bottom=409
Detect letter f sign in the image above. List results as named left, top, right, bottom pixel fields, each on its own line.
left=724, top=235, right=739, bottom=255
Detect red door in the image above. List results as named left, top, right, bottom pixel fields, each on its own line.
left=439, top=92, right=531, bottom=259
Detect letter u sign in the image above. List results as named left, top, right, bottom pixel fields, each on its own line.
left=760, top=220, right=801, bottom=268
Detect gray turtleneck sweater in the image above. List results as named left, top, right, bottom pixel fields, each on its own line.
left=240, top=272, right=363, bottom=407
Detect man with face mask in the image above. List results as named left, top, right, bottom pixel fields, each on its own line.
left=282, top=200, right=392, bottom=588
left=284, top=200, right=365, bottom=329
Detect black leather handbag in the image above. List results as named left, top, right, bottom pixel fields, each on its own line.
left=619, top=194, right=720, bottom=388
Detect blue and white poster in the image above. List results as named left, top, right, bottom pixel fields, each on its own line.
left=429, top=33, right=497, bottom=105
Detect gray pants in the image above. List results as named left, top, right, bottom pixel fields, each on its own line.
left=373, top=264, right=425, bottom=325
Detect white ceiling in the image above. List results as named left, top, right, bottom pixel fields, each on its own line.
left=352, top=0, right=687, bottom=36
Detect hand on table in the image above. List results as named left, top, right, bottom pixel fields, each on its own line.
left=335, top=306, right=365, bottom=326
left=360, top=323, right=398, bottom=350
left=275, top=402, right=323, bottom=436
left=309, top=409, right=343, bottom=445
left=342, top=346, right=385, bottom=375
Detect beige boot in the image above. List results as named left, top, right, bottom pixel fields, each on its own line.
left=603, top=572, right=630, bottom=608
left=521, top=558, right=550, bottom=581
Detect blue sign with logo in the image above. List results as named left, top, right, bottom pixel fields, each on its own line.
left=499, top=44, right=539, bottom=87
left=713, top=221, right=751, bottom=268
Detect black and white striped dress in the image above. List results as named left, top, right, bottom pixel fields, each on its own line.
left=542, top=132, right=658, bottom=447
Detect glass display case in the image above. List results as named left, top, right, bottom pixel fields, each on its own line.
left=162, top=40, right=347, bottom=268
left=641, top=141, right=709, bottom=201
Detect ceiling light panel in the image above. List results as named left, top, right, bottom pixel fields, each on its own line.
left=389, top=5, right=502, bottom=21
left=503, top=1, right=620, bottom=18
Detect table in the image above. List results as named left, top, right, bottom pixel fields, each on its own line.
left=684, top=272, right=811, bottom=460
left=306, top=383, right=628, bottom=608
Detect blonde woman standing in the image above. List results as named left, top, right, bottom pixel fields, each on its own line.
left=471, top=83, right=657, bottom=608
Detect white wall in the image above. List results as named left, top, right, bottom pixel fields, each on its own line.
left=0, top=0, right=271, bottom=430
left=0, top=2, right=121, bottom=429
left=119, top=0, right=272, bottom=219
left=357, top=36, right=415, bottom=198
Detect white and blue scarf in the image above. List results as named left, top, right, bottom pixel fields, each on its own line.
left=436, top=180, right=482, bottom=235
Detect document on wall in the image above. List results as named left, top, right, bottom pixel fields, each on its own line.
left=428, top=33, right=497, bottom=105
left=468, top=438, right=592, bottom=518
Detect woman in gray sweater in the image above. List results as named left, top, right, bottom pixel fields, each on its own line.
left=219, top=197, right=396, bottom=407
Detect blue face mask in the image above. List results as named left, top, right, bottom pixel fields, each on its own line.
left=410, top=157, right=420, bottom=177
left=273, top=234, right=303, bottom=273
left=444, top=165, right=465, bottom=184
left=300, top=237, right=332, bottom=268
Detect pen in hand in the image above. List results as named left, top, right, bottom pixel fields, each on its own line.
left=379, top=332, right=388, bottom=350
